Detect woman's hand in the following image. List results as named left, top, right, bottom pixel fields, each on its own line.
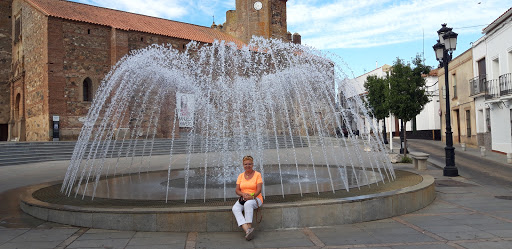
left=242, top=193, right=251, bottom=200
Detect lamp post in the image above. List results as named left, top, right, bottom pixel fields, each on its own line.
left=433, top=24, right=459, bottom=177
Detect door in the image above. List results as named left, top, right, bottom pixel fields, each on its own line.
left=455, top=110, right=461, bottom=143
left=478, top=58, right=486, bottom=91
left=0, top=124, right=7, bottom=141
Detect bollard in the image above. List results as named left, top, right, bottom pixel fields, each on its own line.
left=507, top=153, right=512, bottom=164
left=461, top=143, right=466, bottom=151
left=480, top=146, right=486, bottom=157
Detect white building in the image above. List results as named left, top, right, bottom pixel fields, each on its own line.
left=338, top=65, right=440, bottom=140
left=471, top=7, right=512, bottom=153
left=338, top=65, right=391, bottom=135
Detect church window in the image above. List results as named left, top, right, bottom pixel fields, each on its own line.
left=15, top=94, right=21, bottom=120
left=83, top=78, right=93, bottom=101
left=88, top=29, right=91, bottom=34
left=14, top=15, right=21, bottom=43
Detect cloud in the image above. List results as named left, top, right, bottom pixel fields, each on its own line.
left=72, top=0, right=236, bottom=26
left=287, top=0, right=510, bottom=49
left=71, top=0, right=509, bottom=50
left=73, top=0, right=189, bottom=19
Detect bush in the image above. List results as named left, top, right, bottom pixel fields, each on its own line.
left=400, top=156, right=412, bottom=163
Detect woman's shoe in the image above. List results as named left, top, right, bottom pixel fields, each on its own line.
left=245, top=228, right=254, bottom=241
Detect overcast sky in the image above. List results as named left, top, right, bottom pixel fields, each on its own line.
left=72, top=0, right=511, bottom=77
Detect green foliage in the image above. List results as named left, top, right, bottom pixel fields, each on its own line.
left=388, top=55, right=431, bottom=122
left=364, top=75, right=389, bottom=120
left=400, top=156, right=412, bottom=164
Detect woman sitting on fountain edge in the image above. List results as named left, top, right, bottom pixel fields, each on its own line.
left=232, top=155, right=263, bottom=241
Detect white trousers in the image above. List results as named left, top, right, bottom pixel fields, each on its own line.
left=232, top=198, right=262, bottom=227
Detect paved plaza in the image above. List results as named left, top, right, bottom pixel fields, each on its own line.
left=1, top=140, right=512, bottom=248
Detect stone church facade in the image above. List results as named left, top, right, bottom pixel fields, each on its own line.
left=0, top=0, right=300, bottom=141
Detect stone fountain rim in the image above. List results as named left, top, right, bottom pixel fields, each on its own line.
left=20, top=170, right=433, bottom=213
left=19, top=170, right=436, bottom=231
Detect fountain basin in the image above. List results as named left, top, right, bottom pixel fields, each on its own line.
left=73, top=165, right=382, bottom=201
left=20, top=170, right=435, bottom=232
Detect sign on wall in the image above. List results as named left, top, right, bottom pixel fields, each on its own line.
left=176, top=92, right=195, bottom=128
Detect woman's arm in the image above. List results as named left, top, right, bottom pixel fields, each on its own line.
left=235, top=184, right=243, bottom=196
left=252, top=183, right=262, bottom=199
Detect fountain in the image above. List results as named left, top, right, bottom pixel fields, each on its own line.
left=20, top=38, right=435, bottom=231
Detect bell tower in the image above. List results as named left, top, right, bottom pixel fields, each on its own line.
left=217, top=0, right=290, bottom=44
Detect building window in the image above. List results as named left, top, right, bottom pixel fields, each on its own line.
left=14, top=15, right=21, bottom=43
left=486, top=108, right=491, bottom=132
left=492, top=58, right=499, bottom=79
left=508, top=51, right=512, bottom=74
left=87, top=29, right=91, bottom=34
left=466, top=110, right=471, bottom=137
left=452, top=73, right=457, bottom=98
left=82, top=78, right=92, bottom=101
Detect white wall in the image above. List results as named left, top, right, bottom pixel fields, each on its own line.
left=344, top=65, right=440, bottom=136
left=387, top=74, right=440, bottom=133
left=479, top=10, right=512, bottom=153
left=490, top=106, right=512, bottom=153
left=472, top=36, right=487, bottom=134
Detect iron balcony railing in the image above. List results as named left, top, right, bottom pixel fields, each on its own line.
left=484, top=73, right=512, bottom=100
left=499, top=73, right=512, bottom=97
left=486, top=79, right=499, bottom=100
left=469, top=75, right=487, bottom=96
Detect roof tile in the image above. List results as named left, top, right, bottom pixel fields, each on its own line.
left=26, top=0, right=245, bottom=47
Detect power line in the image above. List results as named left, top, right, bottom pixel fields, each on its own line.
left=454, top=24, right=488, bottom=29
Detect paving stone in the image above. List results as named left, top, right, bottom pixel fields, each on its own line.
left=0, top=229, right=28, bottom=244
left=486, top=229, right=512, bottom=238
left=457, top=240, right=512, bottom=249
left=126, top=245, right=184, bottom=249
left=196, top=232, right=253, bottom=249
left=127, top=232, right=186, bottom=246
left=132, top=231, right=186, bottom=238
left=77, top=230, right=135, bottom=240
left=66, top=238, right=131, bottom=249
left=311, top=226, right=381, bottom=246
left=422, top=225, right=489, bottom=233
left=390, top=244, right=455, bottom=249
left=0, top=240, right=62, bottom=249
left=371, top=233, right=438, bottom=243
left=10, top=228, right=78, bottom=242
left=435, top=231, right=496, bottom=240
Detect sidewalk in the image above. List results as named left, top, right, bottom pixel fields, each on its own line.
left=1, top=142, right=512, bottom=248
left=395, top=138, right=511, bottom=168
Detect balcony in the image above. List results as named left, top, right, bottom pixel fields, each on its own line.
left=499, top=73, right=512, bottom=96
left=469, top=75, right=487, bottom=96
left=484, top=73, right=512, bottom=100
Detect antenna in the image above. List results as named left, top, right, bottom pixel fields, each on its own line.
left=212, top=15, right=215, bottom=24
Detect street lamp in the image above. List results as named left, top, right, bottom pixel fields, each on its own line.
left=433, top=24, right=459, bottom=177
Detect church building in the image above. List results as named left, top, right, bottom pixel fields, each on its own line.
left=0, top=0, right=301, bottom=141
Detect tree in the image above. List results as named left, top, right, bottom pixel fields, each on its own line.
left=364, top=75, right=389, bottom=144
left=388, top=55, right=431, bottom=156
